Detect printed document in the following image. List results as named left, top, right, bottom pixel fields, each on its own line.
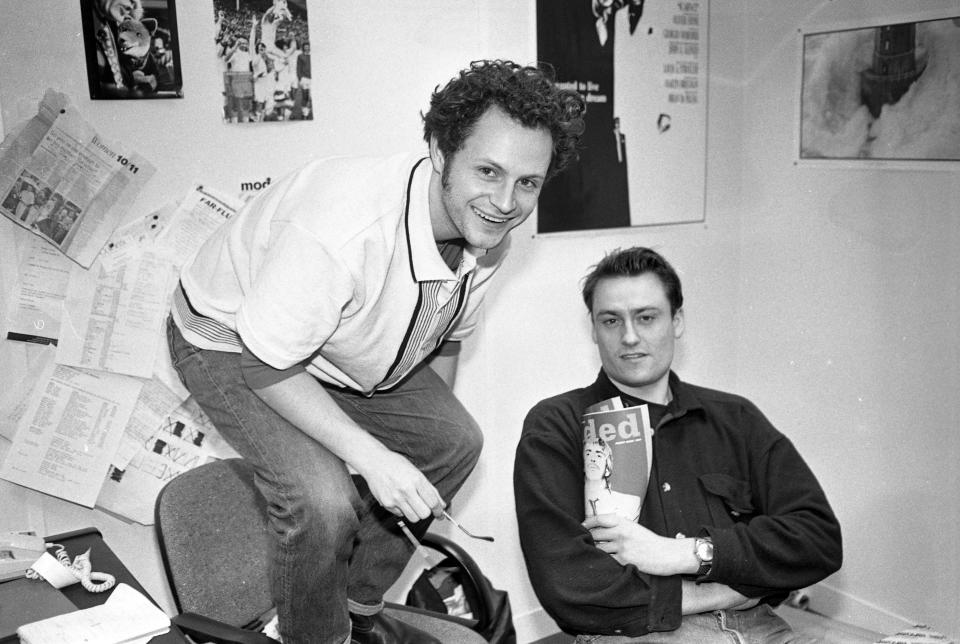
left=0, top=362, right=142, bottom=507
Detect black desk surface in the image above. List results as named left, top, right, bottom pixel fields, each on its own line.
left=5, top=527, right=187, bottom=644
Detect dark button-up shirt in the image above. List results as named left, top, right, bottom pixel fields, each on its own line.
left=514, top=370, right=842, bottom=637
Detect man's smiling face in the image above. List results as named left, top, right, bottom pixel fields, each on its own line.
left=430, top=105, right=553, bottom=249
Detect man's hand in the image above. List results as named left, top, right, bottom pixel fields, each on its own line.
left=351, top=445, right=445, bottom=522
left=582, top=514, right=696, bottom=576
left=252, top=371, right=445, bottom=524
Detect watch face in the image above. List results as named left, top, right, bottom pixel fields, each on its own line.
left=697, top=539, right=714, bottom=561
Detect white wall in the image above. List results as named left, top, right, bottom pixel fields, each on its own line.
left=1, top=1, right=958, bottom=642
left=733, top=1, right=960, bottom=637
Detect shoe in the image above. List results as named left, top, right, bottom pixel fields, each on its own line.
left=350, top=611, right=441, bottom=644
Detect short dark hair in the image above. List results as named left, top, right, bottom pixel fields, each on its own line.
left=581, top=247, right=684, bottom=315
left=422, top=60, right=585, bottom=181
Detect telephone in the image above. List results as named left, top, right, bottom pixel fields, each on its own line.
left=0, top=532, right=46, bottom=582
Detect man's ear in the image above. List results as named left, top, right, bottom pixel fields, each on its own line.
left=673, top=307, right=685, bottom=339
left=429, top=135, right=446, bottom=175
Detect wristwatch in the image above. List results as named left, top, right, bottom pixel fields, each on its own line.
left=694, top=536, right=714, bottom=576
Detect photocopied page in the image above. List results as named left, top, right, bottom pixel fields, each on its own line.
left=2, top=233, right=74, bottom=346
left=153, top=184, right=242, bottom=266
left=56, top=251, right=178, bottom=378
left=97, top=202, right=175, bottom=273
left=97, top=405, right=219, bottom=525
left=97, top=391, right=238, bottom=525
left=0, top=361, right=142, bottom=507
left=109, top=377, right=185, bottom=472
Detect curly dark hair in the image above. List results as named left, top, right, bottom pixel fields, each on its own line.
left=422, top=59, right=585, bottom=181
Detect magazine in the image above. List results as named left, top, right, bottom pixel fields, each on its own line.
left=582, top=396, right=654, bottom=521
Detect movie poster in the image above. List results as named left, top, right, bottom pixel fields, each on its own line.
left=536, top=0, right=708, bottom=233
left=213, top=0, right=313, bottom=123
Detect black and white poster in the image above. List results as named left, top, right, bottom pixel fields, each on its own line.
left=214, top=0, right=313, bottom=123
left=536, top=0, right=708, bottom=233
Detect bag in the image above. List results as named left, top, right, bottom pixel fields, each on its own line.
left=405, top=533, right=517, bottom=644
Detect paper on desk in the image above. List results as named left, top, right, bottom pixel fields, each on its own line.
left=0, top=90, right=156, bottom=268
left=0, top=361, right=142, bottom=507
left=16, top=582, right=170, bottom=644
left=56, top=251, right=177, bottom=378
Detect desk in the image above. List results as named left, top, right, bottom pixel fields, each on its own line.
left=3, top=527, right=187, bottom=644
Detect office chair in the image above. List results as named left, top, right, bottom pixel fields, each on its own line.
left=154, top=458, right=486, bottom=644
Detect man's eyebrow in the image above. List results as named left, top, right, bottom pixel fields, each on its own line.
left=595, top=305, right=662, bottom=317
left=478, top=158, right=546, bottom=181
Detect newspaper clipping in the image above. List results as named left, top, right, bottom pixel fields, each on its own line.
left=0, top=90, right=155, bottom=267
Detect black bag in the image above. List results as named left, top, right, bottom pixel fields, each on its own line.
left=405, top=532, right=517, bottom=644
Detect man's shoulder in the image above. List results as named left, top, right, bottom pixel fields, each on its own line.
left=675, top=377, right=777, bottom=433
left=681, top=380, right=755, bottom=409
left=524, top=381, right=602, bottom=426
left=276, top=152, right=425, bottom=233
left=294, top=152, right=421, bottom=192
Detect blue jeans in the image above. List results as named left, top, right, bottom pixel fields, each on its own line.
left=574, top=605, right=824, bottom=644
left=166, top=319, right=483, bottom=644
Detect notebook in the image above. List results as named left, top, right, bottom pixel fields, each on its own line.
left=16, top=583, right=170, bottom=644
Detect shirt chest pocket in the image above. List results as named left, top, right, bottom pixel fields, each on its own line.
left=698, top=473, right=755, bottom=525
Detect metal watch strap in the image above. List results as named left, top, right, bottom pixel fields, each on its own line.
left=694, top=536, right=713, bottom=576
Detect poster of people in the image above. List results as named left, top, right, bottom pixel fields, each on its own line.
left=800, top=14, right=960, bottom=161
left=214, top=0, right=313, bottom=123
left=536, top=0, right=708, bottom=233
left=79, top=0, right=184, bottom=100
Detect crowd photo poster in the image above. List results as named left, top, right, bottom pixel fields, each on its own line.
left=214, top=0, right=313, bottom=123
left=536, top=0, right=708, bottom=233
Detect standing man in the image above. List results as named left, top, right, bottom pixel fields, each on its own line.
left=514, top=247, right=842, bottom=642
left=167, top=60, right=584, bottom=644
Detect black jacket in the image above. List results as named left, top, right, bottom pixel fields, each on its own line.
left=514, top=370, right=842, bottom=637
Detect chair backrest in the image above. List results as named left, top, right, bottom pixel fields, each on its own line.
left=155, top=458, right=274, bottom=628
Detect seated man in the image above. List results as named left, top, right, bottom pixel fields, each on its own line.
left=514, top=246, right=842, bottom=642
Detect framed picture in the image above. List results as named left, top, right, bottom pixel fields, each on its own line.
left=798, top=12, right=960, bottom=164
left=80, top=0, right=184, bottom=100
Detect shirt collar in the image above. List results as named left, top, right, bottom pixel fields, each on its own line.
left=591, top=369, right=703, bottom=415
left=406, top=157, right=483, bottom=282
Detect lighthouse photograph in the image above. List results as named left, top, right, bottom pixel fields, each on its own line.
left=800, top=14, right=960, bottom=161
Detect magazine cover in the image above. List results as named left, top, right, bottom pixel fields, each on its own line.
left=582, top=396, right=654, bottom=521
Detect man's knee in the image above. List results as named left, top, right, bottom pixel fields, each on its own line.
left=259, top=469, right=361, bottom=550
left=451, top=415, right=484, bottom=471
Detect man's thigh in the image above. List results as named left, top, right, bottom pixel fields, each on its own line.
left=573, top=606, right=818, bottom=644
left=326, top=361, right=483, bottom=472
left=167, top=320, right=356, bottom=505
left=575, top=612, right=737, bottom=644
